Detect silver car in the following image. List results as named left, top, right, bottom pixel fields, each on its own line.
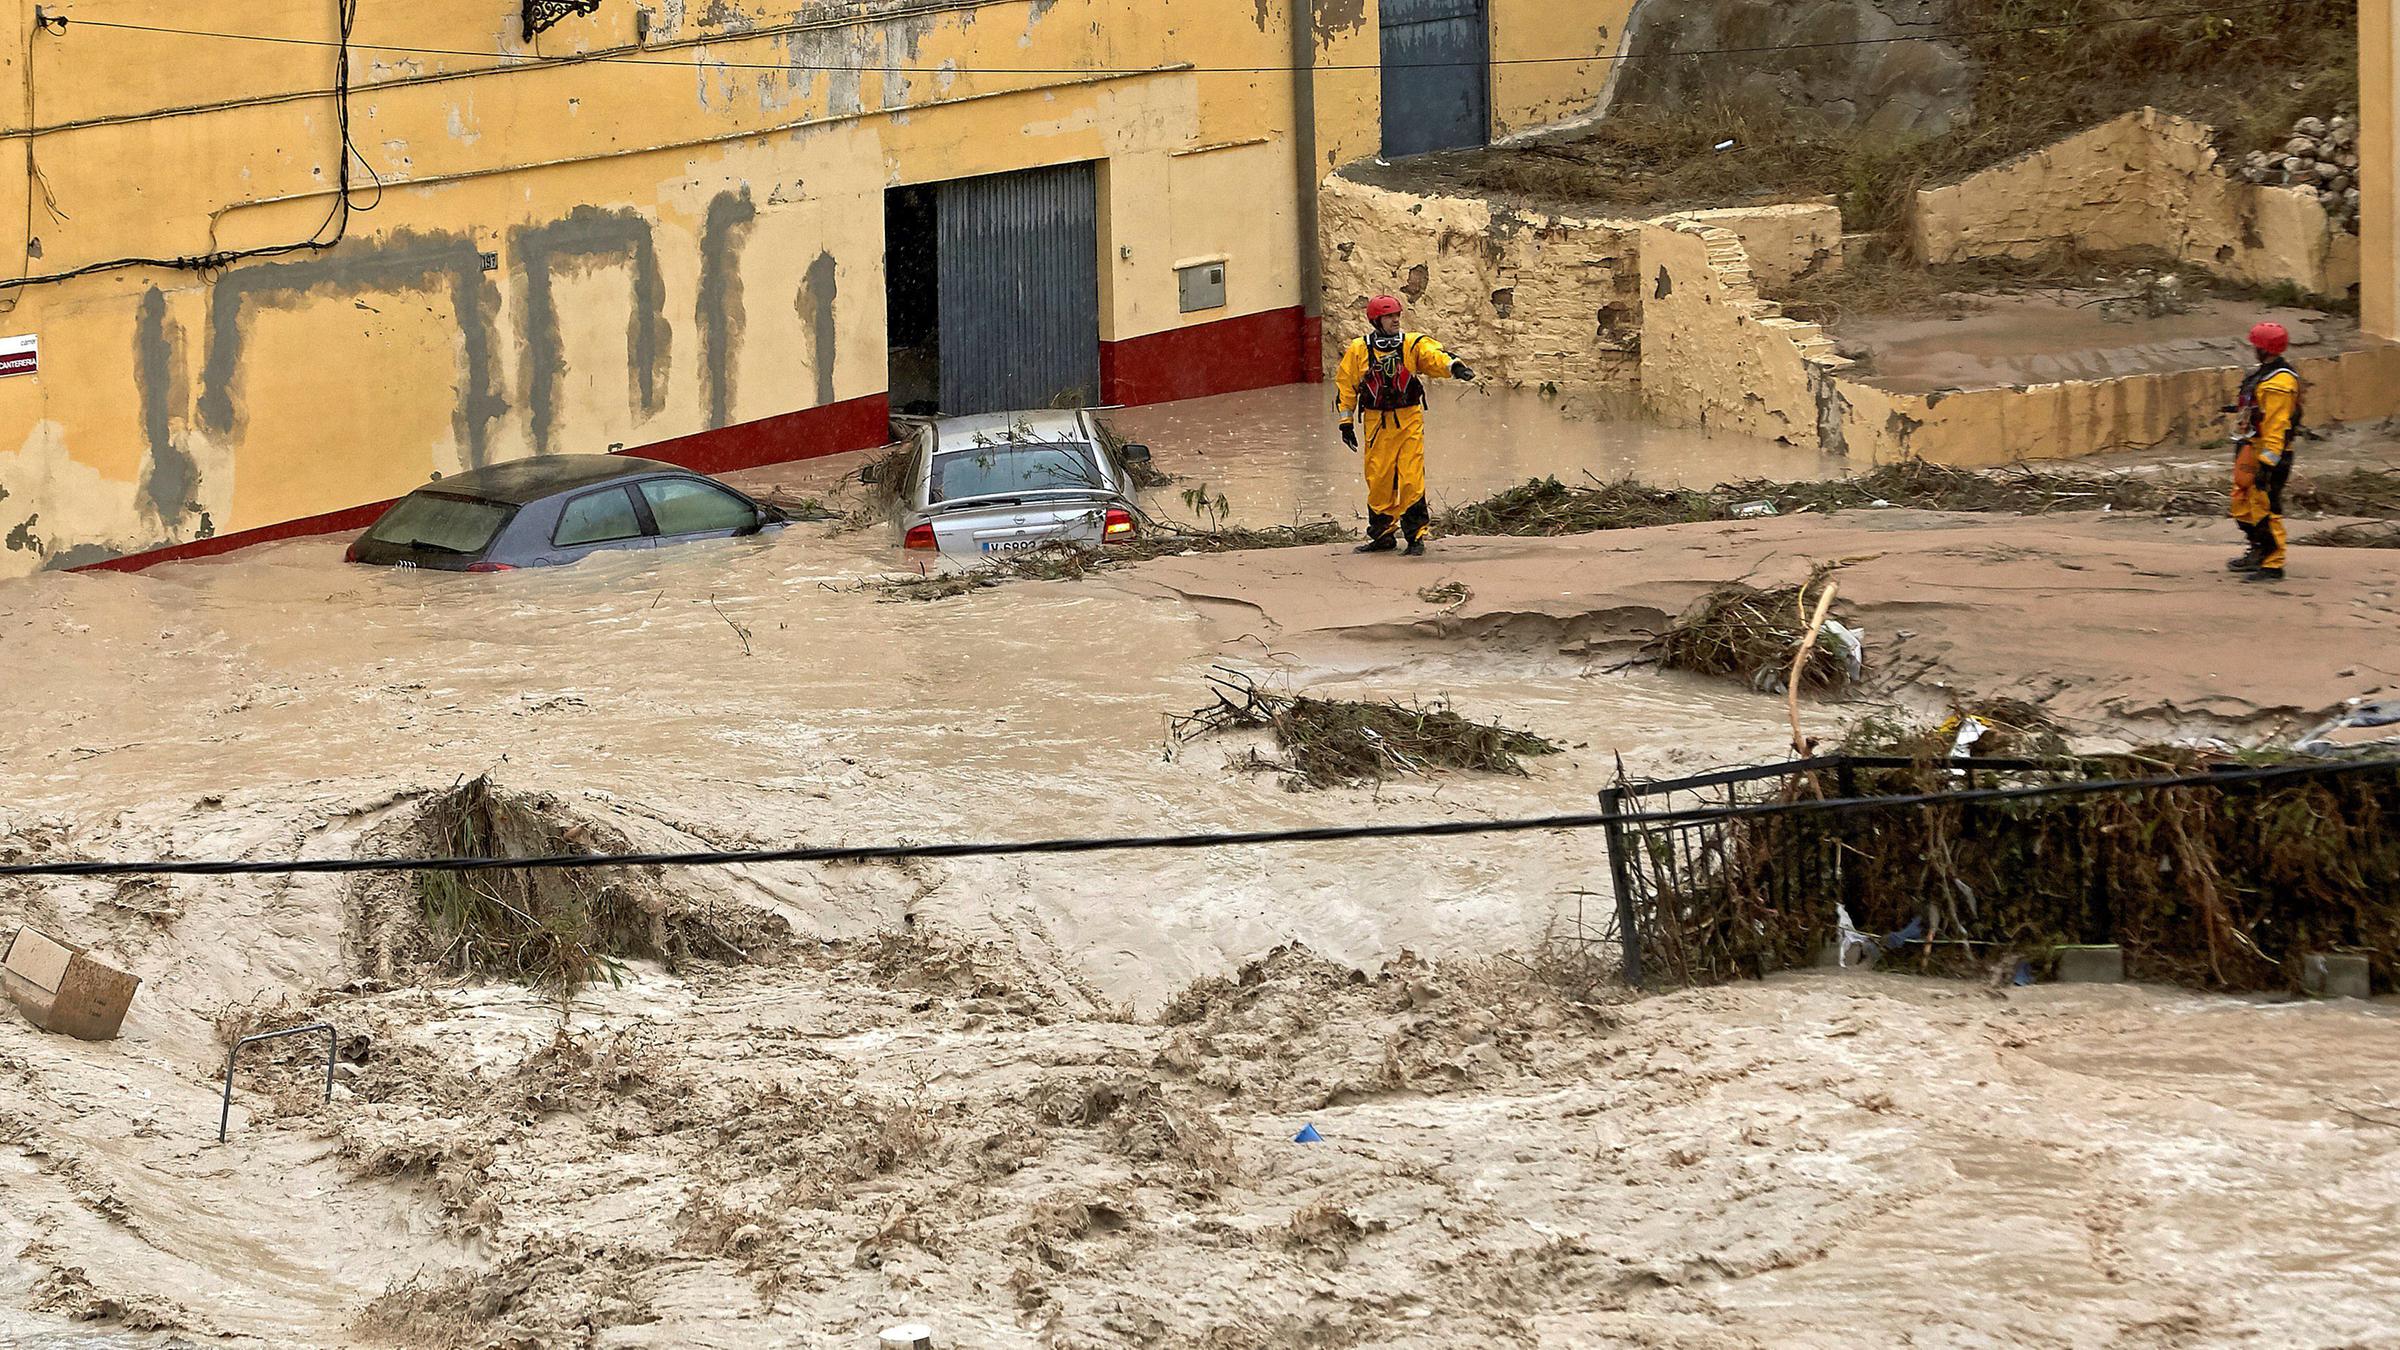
left=878, top=409, right=1149, bottom=558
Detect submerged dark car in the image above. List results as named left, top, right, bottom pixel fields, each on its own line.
left=345, top=455, right=786, bottom=571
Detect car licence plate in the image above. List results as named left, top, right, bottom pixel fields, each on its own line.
left=982, top=538, right=1045, bottom=553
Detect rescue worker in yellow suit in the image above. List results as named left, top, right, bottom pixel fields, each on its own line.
left=1336, top=294, right=1475, bottom=556
left=2226, top=321, right=2304, bottom=583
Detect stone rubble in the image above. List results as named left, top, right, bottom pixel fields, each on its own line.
left=2240, top=112, right=2361, bottom=233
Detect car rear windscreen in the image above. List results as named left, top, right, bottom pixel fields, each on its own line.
left=366, top=493, right=511, bottom=555
left=929, top=442, right=1103, bottom=503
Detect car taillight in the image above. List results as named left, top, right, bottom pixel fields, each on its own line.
left=903, top=522, right=936, bottom=550
left=464, top=561, right=516, bottom=573
left=1103, top=508, right=1136, bottom=540
left=343, top=541, right=360, bottom=563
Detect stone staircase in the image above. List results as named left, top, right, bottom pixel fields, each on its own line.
left=1693, top=225, right=1847, bottom=368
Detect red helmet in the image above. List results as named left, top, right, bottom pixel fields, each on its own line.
left=1366, top=295, right=1404, bottom=322
left=2249, top=321, right=2290, bottom=355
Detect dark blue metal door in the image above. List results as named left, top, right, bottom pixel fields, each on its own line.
left=937, top=163, right=1101, bottom=416
left=1380, top=0, right=1490, bottom=158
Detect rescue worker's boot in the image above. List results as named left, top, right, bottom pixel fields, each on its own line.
left=1356, top=511, right=1398, bottom=553
left=2225, top=543, right=2268, bottom=573
left=1399, top=501, right=1429, bottom=556
left=2245, top=565, right=2285, bottom=583
left=1403, top=538, right=1427, bottom=557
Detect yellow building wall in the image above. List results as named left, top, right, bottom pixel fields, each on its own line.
left=2366, top=0, right=2398, bottom=340
left=0, top=0, right=1334, bottom=576
left=1489, top=1, right=1632, bottom=140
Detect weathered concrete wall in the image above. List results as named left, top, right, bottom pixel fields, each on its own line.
left=1638, top=220, right=1848, bottom=448
left=1318, top=175, right=1643, bottom=389
left=1837, top=343, right=2400, bottom=467
left=1610, top=0, right=1972, bottom=140
left=1654, top=204, right=1845, bottom=291
left=1914, top=109, right=2360, bottom=297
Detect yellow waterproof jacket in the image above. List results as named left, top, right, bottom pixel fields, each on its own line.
left=2250, top=370, right=2300, bottom=466
left=1336, top=332, right=1458, bottom=426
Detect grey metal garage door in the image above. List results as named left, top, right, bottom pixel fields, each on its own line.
left=937, top=163, right=1102, bottom=416
left=1380, top=0, right=1490, bottom=158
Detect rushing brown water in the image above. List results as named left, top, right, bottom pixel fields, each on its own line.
left=7, top=387, right=2399, bottom=1347
left=740, top=382, right=1846, bottom=533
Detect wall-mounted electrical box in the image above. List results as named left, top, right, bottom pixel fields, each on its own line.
left=1177, top=259, right=1227, bottom=314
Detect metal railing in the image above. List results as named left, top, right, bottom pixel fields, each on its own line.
left=1599, top=754, right=2400, bottom=989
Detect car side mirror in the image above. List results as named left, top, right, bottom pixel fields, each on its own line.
left=1122, top=443, right=1152, bottom=463
left=859, top=462, right=881, bottom=485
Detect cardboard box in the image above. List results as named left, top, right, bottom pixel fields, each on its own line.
left=2, top=926, right=140, bottom=1040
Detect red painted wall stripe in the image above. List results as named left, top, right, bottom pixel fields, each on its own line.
left=1100, top=305, right=1316, bottom=406
left=73, top=305, right=1322, bottom=577
left=74, top=393, right=895, bottom=575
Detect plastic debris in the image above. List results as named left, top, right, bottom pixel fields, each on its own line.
left=2295, top=699, right=2400, bottom=753
left=1834, top=904, right=1876, bottom=969
left=1732, top=499, right=1777, bottom=518
left=2013, top=960, right=2035, bottom=987
left=1884, top=916, right=1926, bottom=951
left=1714, top=139, right=1736, bottom=151
left=1820, top=620, right=1866, bottom=684
left=1293, top=1123, right=1323, bottom=1143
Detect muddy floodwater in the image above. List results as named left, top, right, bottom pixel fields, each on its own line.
left=7, top=387, right=2400, bottom=1347
left=739, top=382, right=1846, bottom=531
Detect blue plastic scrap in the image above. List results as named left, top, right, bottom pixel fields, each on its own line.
left=1884, top=916, right=1927, bottom=951
left=1293, top=1123, right=1323, bottom=1143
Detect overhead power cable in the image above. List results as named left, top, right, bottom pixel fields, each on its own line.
left=0, top=0, right=379, bottom=293
left=68, top=2, right=2295, bottom=79
left=1, top=756, right=2389, bottom=881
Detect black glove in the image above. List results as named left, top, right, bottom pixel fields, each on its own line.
left=1339, top=423, right=1358, bottom=450
left=1451, top=361, right=1476, bottom=382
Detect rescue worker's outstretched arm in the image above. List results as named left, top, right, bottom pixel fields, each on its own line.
left=1407, top=335, right=1459, bottom=381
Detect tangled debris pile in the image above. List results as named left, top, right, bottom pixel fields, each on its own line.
left=1626, top=728, right=2400, bottom=994
left=1433, top=477, right=1717, bottom=537
left=1442, top=464, right=2400, bottom=538
left=1170, top=670, right=1561, bottom=790
left=349, top=777, right=779, bottom=991
left=1647, top=571, right=1862, bottom=695
left=2307, top=521, right=2400, bottom=549
left=875, top=522, right=1350, bottom=601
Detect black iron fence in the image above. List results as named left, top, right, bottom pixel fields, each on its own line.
left=1600, top=754, right=2400, bottom=992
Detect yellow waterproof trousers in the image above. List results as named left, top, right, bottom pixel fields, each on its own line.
left=2231, top=450, right=2290, bottom=569
left=1360, top=407, right=1429, bottom=543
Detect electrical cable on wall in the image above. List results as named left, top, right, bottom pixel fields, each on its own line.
left=0, top=0, right=378, bottom=293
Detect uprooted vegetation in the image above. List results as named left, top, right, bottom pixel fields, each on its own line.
left=1626, top=723, right=2400, bottom=994
left=2307, top=521, right=2400, bottom=549
left=1170, top=669, right=1561, bottom=790
left=1381, top=0, right=2356, bottom=247
left=1439, top=463, right=2400, bottom=538
left=874, top=520, right=1350, bottom=600
left=1648, top=569, right=1862, bottom=695
left=348, top=776, right=783, bottom=991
